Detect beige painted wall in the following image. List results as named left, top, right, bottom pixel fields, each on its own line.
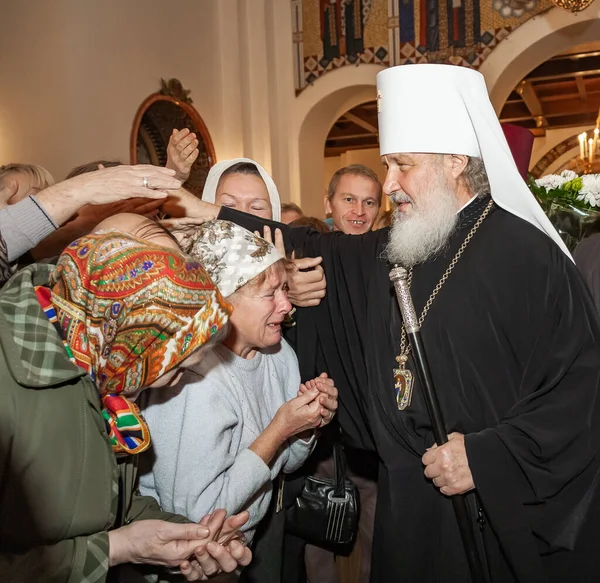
left=0, top=0, right=224, bottom=180
left=0, top=0, right=293, bottom=188
left=342, top=149, right=387, bottom=184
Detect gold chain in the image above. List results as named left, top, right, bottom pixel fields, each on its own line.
left=397, top=199, right=494, bottom=362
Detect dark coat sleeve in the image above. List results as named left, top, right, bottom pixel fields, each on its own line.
left=465, top=248, right=600, bottom=579
left=218, top=208, right=387, bottom=451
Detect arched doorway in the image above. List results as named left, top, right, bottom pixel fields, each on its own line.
left=480, top=5, right=600, bottom=112
left=479, top=6, right=600, bottom=174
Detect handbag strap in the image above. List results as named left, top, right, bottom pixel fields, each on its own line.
left=332, top=442, right=348, bottom=498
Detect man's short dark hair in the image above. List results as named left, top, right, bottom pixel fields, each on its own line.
left=281, top=202, right=303, bottom=214
left=327, top=164, right=382, bottom=204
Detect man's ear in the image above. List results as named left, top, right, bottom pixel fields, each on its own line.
left=0, top=179, right=19, bottom=206
left=444, top=154, right=469, bottom=180
left=324, top=195, right=332, bottom=216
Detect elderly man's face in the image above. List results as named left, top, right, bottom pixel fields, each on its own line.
left=382, top=154, right=446, bottom=213
left=381, top=153, right=464, bottom=266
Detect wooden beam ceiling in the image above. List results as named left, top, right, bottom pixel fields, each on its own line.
left=517, top=81, right=547, bottom=135
left=342, top=112, right=378, bottom=134
left=499, top=47, right=600, bottom=139
left=325, top=102, right=379, bottom=156
left=576, top=76, right=587, bottom=102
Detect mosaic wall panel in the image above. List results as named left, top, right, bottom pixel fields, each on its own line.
left=292, top=0, right=553, bottom=93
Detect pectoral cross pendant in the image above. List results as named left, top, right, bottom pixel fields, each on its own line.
left=394, top=355, right=413, bottom=411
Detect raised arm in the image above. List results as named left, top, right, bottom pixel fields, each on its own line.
left=0, top=165, right=181, bottom=264
left=36, top=164, right=179, bottom=227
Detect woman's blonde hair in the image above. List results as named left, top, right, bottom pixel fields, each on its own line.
left=0, top=163, right=54, bottom=191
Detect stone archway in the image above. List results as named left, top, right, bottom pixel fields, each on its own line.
left=289, top=64, right=385, bottom=216
left=479, top=5, right=600, bottom=113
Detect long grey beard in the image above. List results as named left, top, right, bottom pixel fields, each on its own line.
left=384, top=188, right=460, bottom=267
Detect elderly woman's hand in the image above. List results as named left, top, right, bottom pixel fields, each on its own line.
left=250, top=389, right=324, bottom=465
left=273, top=387, right=324, bottom=438
left=109, top=510, right=251, bottom=580
left=300, top=372, right=338, bottom=427
left=107, top=520, right=212, bottom=568
left=178, top=510, right=252, bottom=580
left=166, top=128, right=199, bottom=183
left=60, top=165, right=181, bottom=204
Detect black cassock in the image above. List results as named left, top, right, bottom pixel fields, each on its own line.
left=220, top=195, right=600, bottom=582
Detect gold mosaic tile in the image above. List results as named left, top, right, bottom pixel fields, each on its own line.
left=364, top=0, right=389, bottom=48
left=302, top=0, right=322, bottom=58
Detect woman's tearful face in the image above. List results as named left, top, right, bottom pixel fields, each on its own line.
left=229, top=264, right=292, bottom=350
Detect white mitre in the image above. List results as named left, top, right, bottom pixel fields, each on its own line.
left=376, top=64, right=571, bottom=260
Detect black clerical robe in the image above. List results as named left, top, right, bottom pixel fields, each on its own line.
left=219, top=196, right=600, bottom=582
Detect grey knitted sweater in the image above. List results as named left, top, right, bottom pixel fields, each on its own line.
left=139, top=339, right=316, bottom=542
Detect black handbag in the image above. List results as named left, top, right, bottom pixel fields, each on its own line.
left=285, top=442, right=359, bottom=550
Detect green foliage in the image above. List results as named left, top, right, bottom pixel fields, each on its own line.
left=527, top=174, right=591, bottom=213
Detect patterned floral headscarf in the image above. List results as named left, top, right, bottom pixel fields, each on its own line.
left=47, top=231, right=231, bottom=455
left=179, top=220, right=284, bottom=297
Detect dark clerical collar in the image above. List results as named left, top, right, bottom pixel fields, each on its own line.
left=456, top=193, right=493, bottom=230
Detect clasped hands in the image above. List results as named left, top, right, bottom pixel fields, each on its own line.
left=274, top=373, right=338, bottom=440
left=108, top=508, right=251, bottom=581
left=299, top=372, right=338, bottom=428
left=422, top=432, right=475, bottom=497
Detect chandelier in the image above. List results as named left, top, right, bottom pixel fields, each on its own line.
left=551, top=0, right=594, bottom=12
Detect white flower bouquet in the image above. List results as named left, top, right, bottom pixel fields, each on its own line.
left=528, top=171, right=600, bottom=249
left=530, top=170, right=600, bottom=210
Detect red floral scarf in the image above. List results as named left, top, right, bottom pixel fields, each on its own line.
left=45, top=232, right=231, bottom=455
